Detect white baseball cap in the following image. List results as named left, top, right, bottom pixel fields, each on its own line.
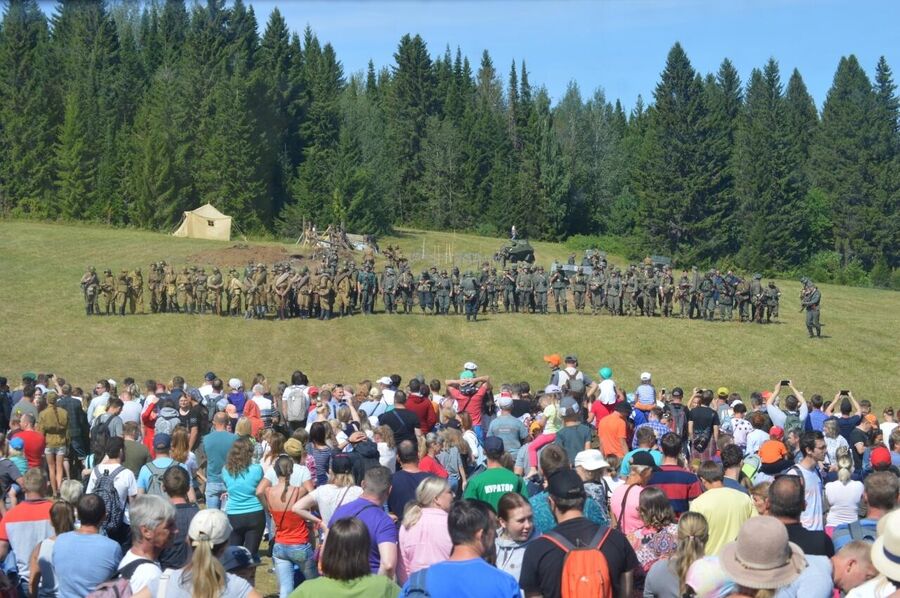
left=640, top=372, right=652, bottom=381
left=189, top=509, right=233, bottom=545
left=463, top=362, right=478, bottom=371
left=228, top=378, right=242, bottom=391
left=376, top=376, right=392, bottom=385
left=544, top=384, right=562, bottom=395
left=574, top=449, right=610, bottom=471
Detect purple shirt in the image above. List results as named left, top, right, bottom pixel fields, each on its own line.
left=330, top=497, right=398, bottom=573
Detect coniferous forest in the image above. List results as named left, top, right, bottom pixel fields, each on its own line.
left=1, top=1, right=898, bottom=285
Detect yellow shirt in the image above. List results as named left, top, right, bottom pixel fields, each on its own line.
left=543, top=404, right=562, bottom=435
left=689, top=486, right=755, bottom=555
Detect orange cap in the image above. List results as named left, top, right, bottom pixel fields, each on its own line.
left=543, top=354, right=561, bottom=367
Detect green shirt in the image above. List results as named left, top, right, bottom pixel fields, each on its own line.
left=289, top=575, right=399, bottom=598
left=463, top=466, right=528, bottom=510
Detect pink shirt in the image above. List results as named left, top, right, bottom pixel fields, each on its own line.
left=610, top=483, right=645, bottom=535
left=398, top=507, right=452, bottom=582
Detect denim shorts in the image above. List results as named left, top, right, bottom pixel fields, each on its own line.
left=45, top=446, right=67, bottom=457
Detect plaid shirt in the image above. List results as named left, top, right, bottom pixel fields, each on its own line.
left=632, top=420, right=671, bottom=449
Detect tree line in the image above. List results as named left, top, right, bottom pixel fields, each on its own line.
left=0, top=1, right=897, bottom=285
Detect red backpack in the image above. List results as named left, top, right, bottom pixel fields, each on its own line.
left=541, top=527, right=613, bottom=598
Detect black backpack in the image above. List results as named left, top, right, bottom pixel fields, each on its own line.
left=90, top=416, right=112, bottom=450
left=91, top=465, right=126, bottom=535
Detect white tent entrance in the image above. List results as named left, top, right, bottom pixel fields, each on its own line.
left=172, top=203, right=232, bottom=241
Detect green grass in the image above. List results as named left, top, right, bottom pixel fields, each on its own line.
left=1, top=220, right=898, bottom=410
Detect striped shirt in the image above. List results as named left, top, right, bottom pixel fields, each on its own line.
left=648, top=465, right=703, bottom=515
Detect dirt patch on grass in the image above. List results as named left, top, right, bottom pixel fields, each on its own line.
left=187, top=244, right=308, bottom=268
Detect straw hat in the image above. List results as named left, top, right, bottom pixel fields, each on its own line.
left=719, top=516, right=806, bottom=589
left=871, top=509, right=900, bottom=581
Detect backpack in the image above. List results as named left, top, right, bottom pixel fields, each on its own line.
left=92, top=465, right=126, bottom=535
left=783, top=412, right=802, bottom=436
left=90, top=416, right=112, bottom=450
left=144, top=461, right=172, bottom=497
left=565, top=376, right=587, bottom=402
left=283, top=385, right=309, bottom=423
left=405, top=568, right=431, bottom=597
left=668, top=404, right=688, bottom=439
left=848, top=520, right=877, bottom=543
left=541, top=527, right=613, bottom=598
left=86, top=558, right=156, bottom=598
left=154, top=413, right=179, bottom=437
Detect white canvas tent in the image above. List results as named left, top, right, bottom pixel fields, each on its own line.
left=172, top=203, right=232, bottom=241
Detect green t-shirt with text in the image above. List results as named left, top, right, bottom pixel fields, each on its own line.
left=463, top=466, right=528, bottom=510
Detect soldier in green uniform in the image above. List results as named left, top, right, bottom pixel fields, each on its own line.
left=715, top=273, right=733, bottom=321
left=461, top=271, right=480, bottom=321
left=676, top=270, right=690, bottom=318
left=81, top=267, right=100, bottom=316
left=689, top=266, right=701, bottom=319
left=660, top=268, right=675, bottom=317
left=550, top=265, right=568, bottom=314
left=765, top=281, right=781, bottom=322
left=435, top=270, right=452, bottom=315
left=451, top=267, right=463, bottom=315
left=358, top=263, right=378, bottom=315
left=800, top=278, right=822, bottom=337
left=128, top=267, right=144, bottom=314
left=492, top=268, right=505, bottom=313
left=735, top=276, right=751, bottom=322
left=623, top=270, right=637, bottom=316
left=115, top=269, right=129, bottom=316
left=381, top=266, right=398, bottom=314
left=607, top=268, right=622, bottom=315
left=748, top=273, right=763, bottom=323
left=293, top=267, right=311, bottom=318
left=207, top=267, right=223, bottom=316
left=162, top=266, right=176, bottom=313
left=516, top=265, right=534, bottom=314
left=533, top=265, right=549, bottom=314
left=484, top=268, right=498, bottom=314
left=478, top=264, right=492, bottom=314
left=416, top=271, right=433, bottom=314
left=699, top=271, right=716, bottom=321
left=346, top=261, right=359, bottom=313
left=572, top=268, right=587, bottom=315
left=589, top=269, right=604, bottom=315
left=503, top=268, right=517, bottom=312
left=175, top=268, right=190, bottom=314
left=146, top=264, right=159, bottom=314
left=397, top=267, right=414, bottom=314
left=193, top=268, right=207, bottom=314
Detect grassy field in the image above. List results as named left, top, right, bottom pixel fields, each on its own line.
left=1, top=220, right=898, bottom=409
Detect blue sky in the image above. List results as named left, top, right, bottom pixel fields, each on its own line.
left=247, top=0, right=900, bottom=111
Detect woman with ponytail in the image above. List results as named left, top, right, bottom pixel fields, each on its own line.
left=134, top=508, right=262, bottom=598
left=264, top=456, right=316, bottom=598
left=397, top=477, right=453, bottom=583
left=824, top=448, right=863, bottom=536
left=643, top=512, right=709, bottom=598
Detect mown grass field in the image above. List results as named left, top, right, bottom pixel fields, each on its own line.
left=1, top=220, right=898, bottom=409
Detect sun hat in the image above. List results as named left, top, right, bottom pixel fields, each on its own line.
left=717, top=387, right=730, bottom=398
left=871, top=509, right=900, bottom=581
left=640, top=372, right=652, bottom=382
left=284, top=438, right=304, bottom=459
left=463, top=362, right=478, bottom=371
left=598, top=367, right=613, bottom=380
left=543, top=354, right=561, bottom=367
left=574, top=449, right=609, bottom=471
left=718, top=516, right=806, bottom=589
left=189, top=509, right=233, bottom=546
left=228, top=378, right=242, bottom=391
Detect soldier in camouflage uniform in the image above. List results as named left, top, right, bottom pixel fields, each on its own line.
left=660, top=268, right=675, bottom=317
left=416, top=271, right=433, bottom=314
left=115, top=269, right=129, bottom=316
left=550, top=265, right=568, bottom=314
left=715, top=272, right=733, bottom=321
left=317, top=270, right=334, bottom=320
left=606, top=268, right=622, bottom=315
left=749, top=273, right=764, bottom=323
left=623, top=270, right=638, bottom=316
left=381, top=266, right=398, bottom=314
left=643, top=267, right=659, bottom=317
left=334, top=265, right=352, bottom=317
left=676, top=270, right=690, bottom=318
left=533, top=266, right=549, bottom=314
left=81, top=267, right=100, bottom=316
left=435, top=270, right=452, bottom=315
left=516, top=265, right=534, bottom=314
left=128, top=267, right=145, bottom=314
left=572, top=268, right=587, bottom=315
left=589, top=269, right=605, bottom=315
left=689, top=266, right=702, bottom=319
left=397, top=267, right=414, bottom=314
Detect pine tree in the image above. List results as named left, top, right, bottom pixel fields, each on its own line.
left=387, top=34, right=434, bottom=223
left=0, top=0, right=56, bottom=215
left=420, top=116, right=463, bottom=228
left=55, top=90, right=96, bottom=219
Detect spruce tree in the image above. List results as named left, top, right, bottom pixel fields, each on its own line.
left=55, top=90, right=96, bottom=219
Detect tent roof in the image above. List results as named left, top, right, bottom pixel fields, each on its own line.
left=186, top=203, right=230, bottom=220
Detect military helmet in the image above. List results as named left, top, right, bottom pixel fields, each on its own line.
left=89, top=266, right=96, bottom=272
left=441, top=270, right=448, bottom=276
left=120, top=268, right=128, bottom=274
left=104, top=269, right=111, bottom=274
left=213, top=267, right=220, bottom=273
left=754, top=273, right=762, bottom=279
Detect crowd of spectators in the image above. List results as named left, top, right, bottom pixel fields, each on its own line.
left=0, top=360, right=897, bottom=598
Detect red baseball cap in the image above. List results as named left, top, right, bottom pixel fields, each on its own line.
left=871, top=446, right=892, bottom=468
left=769, top=426, right=784, bottom=440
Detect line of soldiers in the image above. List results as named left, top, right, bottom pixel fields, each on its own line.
left=79, top=259, right=783, bottom=323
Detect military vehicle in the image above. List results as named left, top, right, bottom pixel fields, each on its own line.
left=494, top=239, right=535, bottom=268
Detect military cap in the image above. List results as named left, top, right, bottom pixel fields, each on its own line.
left=89, top=266, right=96, bottom=272
left=440, top=270, right=448, bottom=276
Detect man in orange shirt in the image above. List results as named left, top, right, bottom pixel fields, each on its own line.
left=598, top=402, right=631, bottom=458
